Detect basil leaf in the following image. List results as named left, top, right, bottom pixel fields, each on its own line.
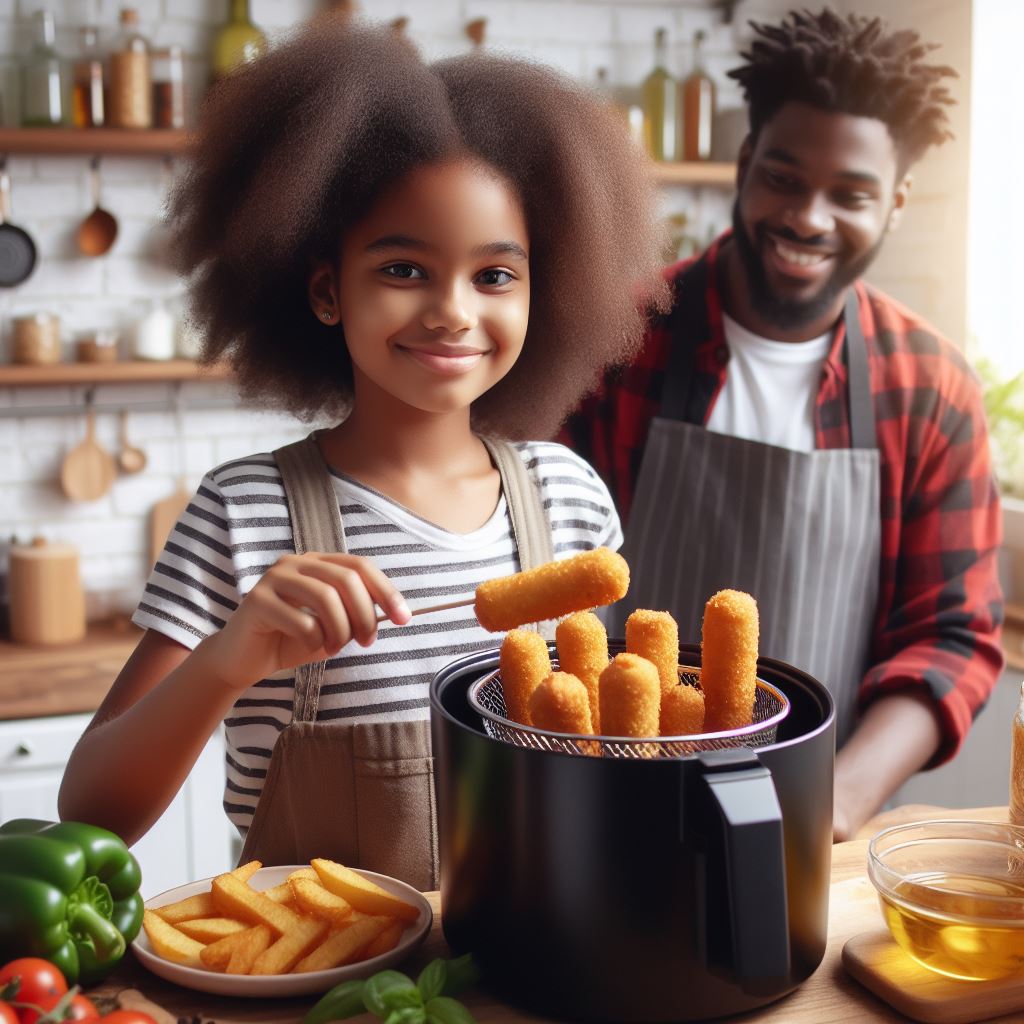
left=364, top=971, right=422, bottom=1016
left=425, top=996, right=478, bottom=1024
left=385, top=1009, right=428, bottom=1024
left=441, top=954, right=480, bottom=997
left=302, top=978, right=367, bottom=1024
left=417, top=958, right=447, bottom=1002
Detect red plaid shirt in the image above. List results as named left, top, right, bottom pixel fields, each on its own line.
left=562, top=234, right=1005, bottom=764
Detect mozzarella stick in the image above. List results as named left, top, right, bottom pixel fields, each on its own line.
left=625, top=609, right=679, bottom=695
left=598, top=653, right=660, bottom=738
left=529, top=672, right=594, bottom=735
left=660, top=683, right=706, bottom=736
left=475, top=547, right=629, bottom=632
left=701, top=589, right=759, bottom=732
left=555, top=611, right=609, bottom=732
left=499, top=629, right=552, bottom=726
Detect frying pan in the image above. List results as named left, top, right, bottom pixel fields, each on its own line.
left=0, top=168, right=37, bottom=287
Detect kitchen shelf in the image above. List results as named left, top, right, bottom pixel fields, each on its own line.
left=0, top=128, right=189, bottom=156
left=652, top=161, right=736, bottom=187
left=0, top=360, right=229, bottom=386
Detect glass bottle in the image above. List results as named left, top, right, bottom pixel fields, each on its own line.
left=21, top=9, right=64, bottom=127
left=152, top=45, right=185, bottom=129
left=1011, top=682, right=1024, bottom=826
left=641, top=28, right=677, bottom=162
left=681, top=29, right=715, bottom=162
left=72, top=26, right=105, bottom=128
left=108, top=8, right=152, bottom=129
left=211, top=0, right=266, bottom=80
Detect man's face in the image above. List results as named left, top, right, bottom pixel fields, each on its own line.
left=732, top=102, right=909, bottom=330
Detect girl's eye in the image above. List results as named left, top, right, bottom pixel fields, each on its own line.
left=381, top=263, right=424, bottom=280
left=477, top=269, right=514, bottom=287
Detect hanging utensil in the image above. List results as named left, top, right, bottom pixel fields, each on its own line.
left=118, top=409, right=147, bottom=474
left=60, top=395, right=117, bottom=502
left=77, top=156, right=118, bottom=257
left=0, top=165, right=38, bottom=287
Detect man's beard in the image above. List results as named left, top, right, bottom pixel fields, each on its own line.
left=730, top=200, right=885, bottom=331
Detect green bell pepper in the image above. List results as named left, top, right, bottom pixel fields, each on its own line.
left=0, top=819, right=144, bottom=986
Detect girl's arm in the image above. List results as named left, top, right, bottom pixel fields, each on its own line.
left=58, top=552, right=410, bottom=845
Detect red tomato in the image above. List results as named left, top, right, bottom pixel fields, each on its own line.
left=17, top=990, right=97, bottom=1024
left=97, top=1014, right=157, bottom=1024
left=0, top=1003, right=18, bottom=1024
left=0, top=959, right=66, bottom=1005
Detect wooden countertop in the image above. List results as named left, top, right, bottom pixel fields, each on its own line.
left=0, top=618, right=141, bottom=720
left=85, top=806, right=1014, bottom=1024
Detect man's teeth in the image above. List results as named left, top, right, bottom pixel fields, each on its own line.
left=775, top=240, right=828, bottom=267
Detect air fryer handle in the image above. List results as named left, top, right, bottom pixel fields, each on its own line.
left=697, top=750, right=790, bottom=987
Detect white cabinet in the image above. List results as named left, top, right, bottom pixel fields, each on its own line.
left=0, top=714, right=235, bottom=899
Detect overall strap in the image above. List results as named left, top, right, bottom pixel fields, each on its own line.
left=843, top=290, right=877, bottom=450
left=273, top=435, right=346, bottom=724
left=480, top=438, right=554, bottom=571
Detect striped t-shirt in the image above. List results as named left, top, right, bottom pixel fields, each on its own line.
left=133, top=439, right=622, bottom=835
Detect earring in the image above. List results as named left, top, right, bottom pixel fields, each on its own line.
left=320, top=310, right=333, bottom=322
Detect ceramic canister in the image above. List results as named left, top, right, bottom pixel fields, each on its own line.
left=9, top=537, right=86, bottom=645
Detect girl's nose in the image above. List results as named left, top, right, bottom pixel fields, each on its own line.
left=422, top=281, right=478, bottom=333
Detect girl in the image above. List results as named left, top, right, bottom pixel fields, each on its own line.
left=59, top=20, right=668, bottom=889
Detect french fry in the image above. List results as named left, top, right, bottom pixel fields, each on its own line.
left=227, top=924, right=273, bottom=975
left=177, top=917, right=249, bottom=943
left=362, top=919, right=407, bottom=959
left=153, top=860, right=262, bottom=923
left=293, top=915, right=390, bottom=973
left=250, top=916, right=327, bottom=975
left=311, top=860, right=420, bottom=923
left=260, top=881, right=295, bottom=904
left=211, top=872, right=304, bottom=934
left=287, top=867, right=320, bottom=884
left=142, top=910, right=206, bottom=968
left=290, top=877, right=354, bottom=926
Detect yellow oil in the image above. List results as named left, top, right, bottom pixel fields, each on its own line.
left=879, top=871, right=1024, bottom=981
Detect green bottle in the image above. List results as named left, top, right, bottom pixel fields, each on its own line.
left=211, top=0, right=266, bottom=79
left=641, top=27, right=677, bottom=162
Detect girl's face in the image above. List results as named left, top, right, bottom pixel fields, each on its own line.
left=313, top=158, right=530, bottom=419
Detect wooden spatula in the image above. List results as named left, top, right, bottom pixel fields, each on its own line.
left=149, top=474, right=191, bottom=567
left=60, top=407, right=116, bottom=502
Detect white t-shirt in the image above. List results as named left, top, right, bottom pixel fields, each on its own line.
left=706, top=313, right=833, bottom=452
left=132, top=440, right=622, bottom=837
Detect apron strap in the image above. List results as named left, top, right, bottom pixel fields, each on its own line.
left=660, top=256, right=877, bottom=452
left=480, top=437, right=554, bottom=571
left=273, top=435, right=346, bottom=725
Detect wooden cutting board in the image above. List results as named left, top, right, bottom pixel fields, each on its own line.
left=148, top=478, right=191, bottom=566
left=843, top=929, right=1024, bottom=1023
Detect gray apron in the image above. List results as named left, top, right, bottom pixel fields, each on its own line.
left=238, top=435, right=553, bottom=889
left=614, top=260, right=880, bottom=745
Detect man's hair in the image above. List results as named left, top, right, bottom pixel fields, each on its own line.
left=170, top=20, right=668, bottom=439
left=728, top=7, right=957, bottom=168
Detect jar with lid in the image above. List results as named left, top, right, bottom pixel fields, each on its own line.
left=133, top=302, right=176, bottom=360
left=108, top=7, right=152, bottom=129
left=75, top=328, right=119, bottom=363
left=152, top=45, right=185, bottom=129
left=1011, top=682, right=1024, bottom=826
left=72, top=25, right=105, bottom=128
left=21, top=9, right=64, bottom=127
left=12, top=313, right=61, bottom=364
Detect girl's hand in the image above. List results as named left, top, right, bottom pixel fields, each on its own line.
left=201, top=552, right=410, bottom=691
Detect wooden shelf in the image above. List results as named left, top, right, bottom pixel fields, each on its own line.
left=652, top=161, right=736, bottom=187
left=0, top=359, right=230, bottom=386
left=0, top=128, right=189, bottom=156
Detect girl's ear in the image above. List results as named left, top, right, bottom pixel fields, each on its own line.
left=308, top=260, right=340, bottom=325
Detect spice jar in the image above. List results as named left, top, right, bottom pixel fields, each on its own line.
left=133, top=302, right=176, bottom=360
left=152, top=46, right=185, bottom=129
left=108, top=8, right=152, bottom=129
left=1011, top=682, right=1024, bottom=826
left=72, top=25, right=105, bottom=128
left=12, top=313, right=61, bottom=364
left=75, top=329, right=119, bottom=363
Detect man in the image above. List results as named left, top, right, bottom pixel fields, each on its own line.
left=564, top=8, right=1004, bottom=840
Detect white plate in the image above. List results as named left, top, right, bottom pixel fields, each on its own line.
left=132, top=865, right=433, bottom=997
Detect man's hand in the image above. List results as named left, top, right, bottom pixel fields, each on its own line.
left=833, top=690, right=942, bottom=842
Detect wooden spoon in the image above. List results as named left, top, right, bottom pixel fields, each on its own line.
left=118, top=410, right=147, bottom=474
left=77, top=157, right=118, bottom=257
left=60, top=407, right=116, bottom=501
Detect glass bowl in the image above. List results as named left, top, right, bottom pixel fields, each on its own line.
left=867, top=819, right=1024, bottom=981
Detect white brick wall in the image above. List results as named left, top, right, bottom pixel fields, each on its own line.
left=0, top=0, right=968, bottom=617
